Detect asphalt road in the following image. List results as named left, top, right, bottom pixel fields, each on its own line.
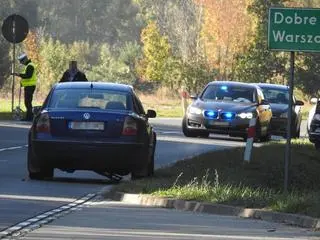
left=0, top=118, right=251, bottom=233
left=21, top=201, right=320, bottom=240
left=0, top=118, right=310, bottom=236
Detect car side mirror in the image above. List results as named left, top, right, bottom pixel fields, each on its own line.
left=311, top=98, right=318, bottom=104
left=260, top=99, right=269, bottom=105
left=190, top=94, right=198, bottom=100
left=295, top=100, right=304, bottom=106
left=32, top=106, right=42, bottom=116
left=147, top=109, right=156, bottom=118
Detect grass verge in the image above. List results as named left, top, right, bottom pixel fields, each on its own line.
left=0, top=98, right=21, bottom=120
left=112, top=139, right=320, bottom=218
left=0, top=98, right=43, bottom=120
left=138, top=90, right=187, bottom=118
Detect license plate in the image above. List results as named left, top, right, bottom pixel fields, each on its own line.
left=69, top=121, right=104, bottom=130
left=209, top=121, right=229, bottom=127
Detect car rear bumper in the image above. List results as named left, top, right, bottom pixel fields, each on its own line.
left=32, top=139, right=145, bottom=172
left=186, top=114, right=250, bottom=136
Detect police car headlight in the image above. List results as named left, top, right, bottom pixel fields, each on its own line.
left=188, top=106, right=202, bottom=115
left=313, top=114, right=320, bottom=121
left=280, top=112, right=288, bottom=118
left=237, top=112, right=253, bottom=119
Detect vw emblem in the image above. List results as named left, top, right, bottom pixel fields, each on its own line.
left=83, top=113, right=90, bottom=120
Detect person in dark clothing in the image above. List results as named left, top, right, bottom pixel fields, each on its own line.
left=11, top=53, right=37, bottom=121
left=59, top=61, right=88, bottom=82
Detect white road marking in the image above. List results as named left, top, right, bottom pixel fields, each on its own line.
left=0, top=193, right=96, bottom=239
left=0, top=194, right=77, bottom=203
left=157, top=131, right=181, bottom=134
left=0, top=145, right=27, bottom=152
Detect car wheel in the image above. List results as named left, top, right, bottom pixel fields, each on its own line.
left=131, top=151, right=151, bottom=180
left=147, top=134, right=156, bottom=177
left=27, top=143, right=53, bottom=180
left=292, top=127, right=300, bottom=139
left=260, top=125, right=271, bottom=142
left=254, top=119, right=262, bottom=142
left=182, top=116, right=201, bottom=138
left=241, top=135, right=247, bottom=141
left=132, top=134, right=156, bottom=180
left=315, top=142, right=320, bottom=150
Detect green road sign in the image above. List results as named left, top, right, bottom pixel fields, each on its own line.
left=268, top=7, right=320, bottom=52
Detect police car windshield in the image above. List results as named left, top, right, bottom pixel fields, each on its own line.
left=201, top=85, right=255, bottom=103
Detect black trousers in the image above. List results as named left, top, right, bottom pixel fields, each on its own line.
left=24, top=86, right=36, bottom=120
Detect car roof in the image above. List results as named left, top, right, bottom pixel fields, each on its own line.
left=208, top=81, right=257, bottom=89
left=254, top=83, right=289, bottom=90
left=54, top=82, right=134, bottom=92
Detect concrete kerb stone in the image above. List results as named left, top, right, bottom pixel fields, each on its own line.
left=103, top=191, right=320, bottom=230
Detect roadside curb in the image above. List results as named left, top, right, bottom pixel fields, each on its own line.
left=101, top=191, right=320, bottom=230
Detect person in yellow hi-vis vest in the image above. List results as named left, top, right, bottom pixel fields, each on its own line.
left=12, top=53, right=37, bottom=121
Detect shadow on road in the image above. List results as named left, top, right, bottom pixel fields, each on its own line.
left=47, top=176, right=121, bottom=185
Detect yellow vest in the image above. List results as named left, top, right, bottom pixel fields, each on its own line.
left=21, top=62, right=37, bottom=87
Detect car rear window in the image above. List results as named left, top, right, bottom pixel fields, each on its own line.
left=48, top=88, right=132, bottom=111
left=201, top=85, right=256, bottom=103
left=260, top=88, right=289, bottom=104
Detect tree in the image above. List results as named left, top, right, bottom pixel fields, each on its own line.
left=118, top=41, right=142, bottom=84
left=197, top=0, right=254, bottom=80
left=234, top=0, right=287, bottom=83
left=23, top=30, right=41, bottom=65
left=88, top=43, right=136, bottom=84
left=37, top=37, right=69, bottom=93
left=36, top=0, right=142, bottom=46
left=139, top=21, right=171, bottom=82
left=136, top=0, right=203, bottom=63
left=296, top=53, right=320, bottom=96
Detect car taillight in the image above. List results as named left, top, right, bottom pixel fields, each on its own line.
left=122, top=116, right=137, bottom=136
left=36, top=113, right=51, bottom=133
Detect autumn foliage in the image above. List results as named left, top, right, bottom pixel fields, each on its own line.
left=23, top=30, right=41, bottom=66
left=195, top=0, right=255, bottom=80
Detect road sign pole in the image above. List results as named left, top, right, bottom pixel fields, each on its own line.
left=11, top=15, right=16, bottom=112
left=1, top=14, right=29, bottom=113
left=284, top=51, right=295, bottom=192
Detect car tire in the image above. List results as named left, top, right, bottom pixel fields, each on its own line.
left=27, top=143, right=54, bottom=180
left=292, top=127, right=300, bottom=139
left=260, top=125, right=271, bottom=142
left=254, top=119, right=262, bottom=142
left=254, top=120, right=270, bottom=142
left=241, top=135, right=247, bottom=141
left=182, top=116, right=201, bottom=138
left=315, top=142, right=320, bottom=150
left=147, top=134, right=156, bottom=177
left=132, top=134, right=156, bottom=180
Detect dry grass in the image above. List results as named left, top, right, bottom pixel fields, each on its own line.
left=137, top=87, right=190, bottom=118
left=112, top=139, right=320, bottom=217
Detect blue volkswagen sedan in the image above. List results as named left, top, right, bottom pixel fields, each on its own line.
left=28, top=82, right=157, bottom=180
